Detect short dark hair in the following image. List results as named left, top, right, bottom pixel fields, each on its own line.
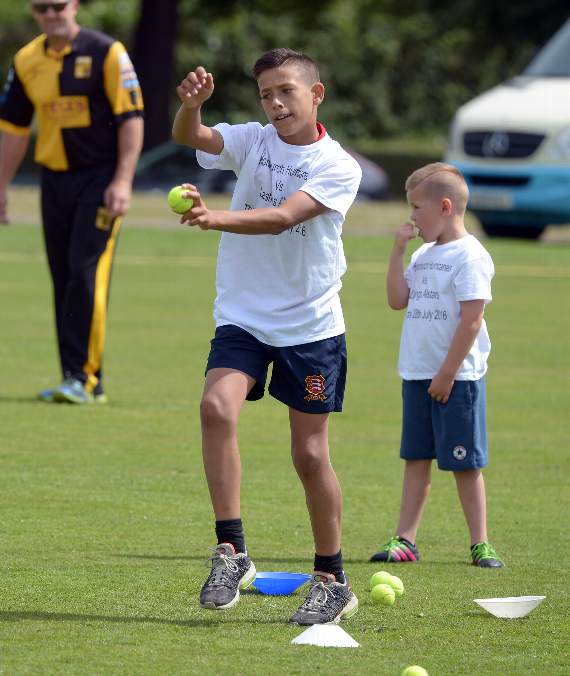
left=253, top=48, right=320, bottom=83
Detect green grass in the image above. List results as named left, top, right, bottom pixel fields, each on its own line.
left=1, top=196, right=569, bottom=675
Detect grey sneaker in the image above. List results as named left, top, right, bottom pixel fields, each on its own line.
left=199, top=543, right=256, bottom=610
left=289, top=572, right=358, bottom=625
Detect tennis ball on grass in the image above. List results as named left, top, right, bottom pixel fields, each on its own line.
left=370, top=583, right=396, bottom=606
left=388, top=574, right=404, bottom=596
left=168, top=186, right=194, bottom=214
left=369, top=570, right=393, bottom=590
left=401, top=667, right=428, bottom=676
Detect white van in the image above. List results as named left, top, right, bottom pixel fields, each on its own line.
left=445, top=19, right=570, bottom=239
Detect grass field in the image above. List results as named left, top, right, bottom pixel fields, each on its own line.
left=1, top=189, right=569, bottom=675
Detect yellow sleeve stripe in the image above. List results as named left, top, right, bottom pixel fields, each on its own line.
left=0, top=119, right=31, bottom=137
left=103, top=42, right=144, bottom=116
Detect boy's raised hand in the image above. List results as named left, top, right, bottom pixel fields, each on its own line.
left=176, top=66, right=215, bottom=109
left=394, top=221, right=417, bottom=252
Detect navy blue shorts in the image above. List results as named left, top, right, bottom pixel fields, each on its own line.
left=400, top=378, right=488, bottom=471
left=205, top=325, right=347, bottom=413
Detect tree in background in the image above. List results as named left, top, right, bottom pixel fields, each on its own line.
left=1, top=0, right=568, bottom=153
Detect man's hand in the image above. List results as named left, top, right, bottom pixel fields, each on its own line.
left=428, top=371, right=455, bottom=404
left=104, top=179, right=132, bottom=219
left=0, top=188, right=9, bottom=224
left=394, top=220, right=417, bottom=252
left=178, top=183, right=214, bottom=229
left=176, top=67, right=215, bottom=110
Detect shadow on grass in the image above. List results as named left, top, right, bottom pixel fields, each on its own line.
left=0, top=610, right=288, bottom=627
left=0, top=396, right=43, bottom=404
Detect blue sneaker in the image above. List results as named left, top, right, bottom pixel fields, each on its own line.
left=53, top=378, right=94, bottom=405
left=39, top=386, right=107, bottom=404
left=39, top=380, right=107, bottom=404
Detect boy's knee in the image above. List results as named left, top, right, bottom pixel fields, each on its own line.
left=200, top=394, right=236, bottom=429
left=292, top=446, right=329, bottom=479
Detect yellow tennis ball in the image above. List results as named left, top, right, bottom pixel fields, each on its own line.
left=370, top=583, right=396, bottom=606
left=401, top=667, right=428, bottom=676
left=388, top=574, right=405, bottom=596
left=167, top=186, right=194, bottom=214
left=369, top=570, right=393, bottom=590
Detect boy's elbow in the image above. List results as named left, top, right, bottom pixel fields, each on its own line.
left=387, top=289, right=409, bottom=310
left=172, top=128, right=185, bottom=145
left=389, top=299, right=408, bottom=311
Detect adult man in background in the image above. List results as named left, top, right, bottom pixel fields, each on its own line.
left=0, top=0, right=144, bottom=404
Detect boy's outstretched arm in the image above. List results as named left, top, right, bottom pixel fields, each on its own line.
left=172, top=66, right=223, bottom=155
left=177, top=184, right=328, bottom=235
left=387, top=221, right=415, bottom=309
left=428, top=299, right=486, bottom=403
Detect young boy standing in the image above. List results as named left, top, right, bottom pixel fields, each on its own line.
left=172, top=48, right=362, bottom=623
left=370, top=163, right=503, bottom=568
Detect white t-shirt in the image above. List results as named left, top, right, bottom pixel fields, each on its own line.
left=398, top=234, right=494, bottom=380
left=196, top=122, right=362, bottom=346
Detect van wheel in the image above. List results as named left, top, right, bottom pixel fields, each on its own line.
left=480, top=223, right=545, bottom=240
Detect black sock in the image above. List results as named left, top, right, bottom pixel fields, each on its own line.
left=215, top=518, right=246, bottom=554
left=314, top=550, right=345, bottom=583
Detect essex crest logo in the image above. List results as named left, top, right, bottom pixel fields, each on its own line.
left=304, top=375, right=327, bottom=402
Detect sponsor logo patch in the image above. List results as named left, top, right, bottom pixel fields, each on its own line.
left=74, top=56, right=92, bottom=79
left=452, top=445, right=468, bottom=461
left=304, top=375, right=327, bottom=402
left=119, top=52, right=140, bottom=89
left=41, top=96, right=90, bottom=127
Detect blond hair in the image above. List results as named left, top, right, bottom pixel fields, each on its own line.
left=405, top=162, right=469, bottom=215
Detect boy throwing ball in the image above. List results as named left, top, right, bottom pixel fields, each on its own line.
left=370, top=163, right=503, bottom=568
left=172, top=49, right=362, bottom=623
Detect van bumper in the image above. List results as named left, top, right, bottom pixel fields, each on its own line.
left=449, top=161, right=570, bottom=226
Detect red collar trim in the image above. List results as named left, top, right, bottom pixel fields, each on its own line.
left=316, top=122, right=326, bottom=140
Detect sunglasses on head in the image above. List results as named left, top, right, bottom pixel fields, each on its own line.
left=32, top=2, right=70, bottom=13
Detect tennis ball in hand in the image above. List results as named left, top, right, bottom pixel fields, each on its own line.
left=369, top=570, right=393, bottom=590
left=370, top=583, right=396, bottom=606
left=167, top=186, right=194, bottom=214
left=388, top=574, right=405, bottom=596
left=401, top=667, right=428, bottom=676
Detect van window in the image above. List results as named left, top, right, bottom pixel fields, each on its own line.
left=523, top=19, right=570, bottom=77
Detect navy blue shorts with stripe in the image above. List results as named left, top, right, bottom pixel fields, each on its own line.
left=400, top=378, right=488, bottom=471
left=206, top=325, right=347, bottom=414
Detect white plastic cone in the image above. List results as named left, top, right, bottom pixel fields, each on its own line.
left=291, top=624, right=360, bottom=648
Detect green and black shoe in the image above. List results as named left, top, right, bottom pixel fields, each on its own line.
left=471, top=541, right=504, bottom=568
left=369, top=536, right=419, bottom=563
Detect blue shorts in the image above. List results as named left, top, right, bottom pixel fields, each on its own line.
left=400, top=378, right=488, bottom=471
left=206, top=325, right=347, bottom=414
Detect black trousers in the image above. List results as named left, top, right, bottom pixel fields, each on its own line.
left=40, top=164, right=121, bottom=393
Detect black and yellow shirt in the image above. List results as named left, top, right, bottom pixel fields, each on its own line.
left=0, top=27, right=144, bottom=171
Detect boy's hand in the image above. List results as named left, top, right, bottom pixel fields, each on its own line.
left=178, top=183, right=214, bottom=230
left=428, top=371, right=454, bottom=404
left=394, top=221, right=417, bottom=252
left=176, top=66, right=215, bottom=109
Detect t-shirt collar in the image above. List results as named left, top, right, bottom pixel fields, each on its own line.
left=44, top=27, right=82, bottom=59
